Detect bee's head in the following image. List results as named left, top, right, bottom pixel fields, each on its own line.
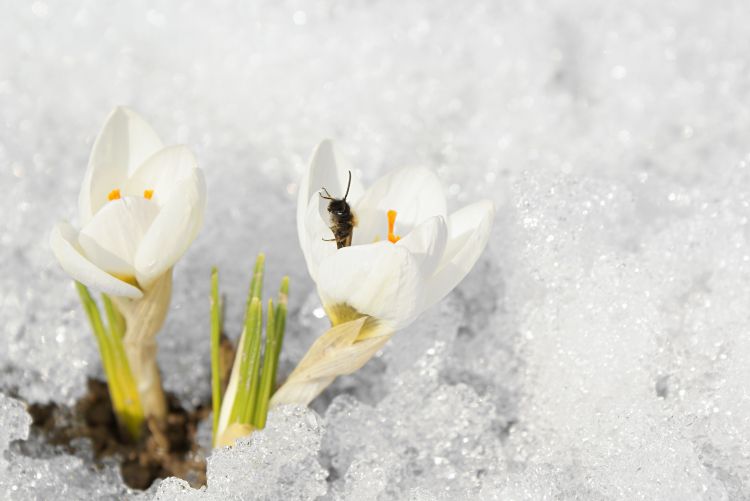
left=327, top=199, right=351, bottom=217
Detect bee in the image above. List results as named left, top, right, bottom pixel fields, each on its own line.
left=320, top=171, right=355, bottom=249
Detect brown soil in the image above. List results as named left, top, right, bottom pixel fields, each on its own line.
left=28, top=379, right=210, bottom=489
left=24, top=334, right=238, bottom=490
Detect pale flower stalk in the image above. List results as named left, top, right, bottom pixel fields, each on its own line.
left=50, top=107, right=206, bottom=424
left=271, top=140, right=494, bottom=407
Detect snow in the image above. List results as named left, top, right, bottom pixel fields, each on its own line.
left=2, top=0, right=750, bottom=499
left=0, top=394, right=128, bottom=499
left=154, top=406, right=327, bottom=500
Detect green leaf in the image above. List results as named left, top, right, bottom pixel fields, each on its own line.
left=77, top=283, right=144, bottom=441
left=253, top=298, right=276, bottom=428
left=100, top=294, right=143, bottom=441
left=248, top=253, right=265, bottom=304
left=241, top=298, right=264, bottom=424
left=102, top=294, right=126, bottom=339
left=229, top=297, right=263, bottom=425
left=253, top=276, right=289, bottom=429
left=210, top=267, right=222, bottom=445
left=273, top=276, right=289, bottom=367
left=215, top=258, right=290, bottom=443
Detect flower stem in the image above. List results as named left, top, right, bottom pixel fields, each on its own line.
left=122, top=338, right=167, bottom=423
left=76, top=282, right=144, bottom=441
left=270, top=316, right=392, bottom=408
left=112, top=272, right=173, bottom=426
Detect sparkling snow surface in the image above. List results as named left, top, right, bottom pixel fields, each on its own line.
left=2, top=0, right=750, bottom=499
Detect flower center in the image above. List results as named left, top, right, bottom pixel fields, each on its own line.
left=107, top=188, right=154, bottom=201
left=387, top=210, right=400, bottom=243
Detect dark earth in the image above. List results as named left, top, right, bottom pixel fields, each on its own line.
left=22, top=334, right=238, bottom=490
left=27, top=379, right=209, bottom=489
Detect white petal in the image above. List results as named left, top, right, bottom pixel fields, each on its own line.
left=297, top=140, right=364, bottom=277
left=422, top=200, right=494, bottom=309
left=396, top=215, right=448, bottom=276
left=316, top=241, right=424, bottom=330
left=352, top=167, right=446, bottom=245
left=50, top=221, right=143, bottom=298
left=304, top=195, right=338, bottom=281
left=126, top=145, right=199, bottom=205
left=135, top=168, right=206, bottom=288
left=78, top=197, right=160, bottom=278
left=317, top=187, right=333, bottom=228
left=79, top=107, right=163, bottom=224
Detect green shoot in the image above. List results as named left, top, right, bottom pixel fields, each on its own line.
left=213, top=255, right=290, bottom=446
left=229, top=297, right=261, bottom=425
left=253, top=298, right=276, bottom=427
left=240, top=298, right=263, bottom=424
left=210, top=267, right=222, bottom=442
left=102, top=294, right=126, bottom=339
left=273, top=276, right=289, bottom=366
left=254, top=277, right=289, bottom=428
left=76, top=283, right=144, bottom=441
left=248, top=253, right=265, bottom=303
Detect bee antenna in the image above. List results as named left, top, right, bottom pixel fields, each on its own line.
left=343, top=171, right=352, bottom=201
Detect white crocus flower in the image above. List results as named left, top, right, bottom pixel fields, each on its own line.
left=50, top=107, right=206, bottom=422
left=298, top=139, right=494, bottom=332
left=271, top=140, right=493, bottom=407
left=51, top=107, right=205, bottom=298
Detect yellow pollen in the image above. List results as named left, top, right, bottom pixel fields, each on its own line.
left=387, top=210, right=401, bottom=243
left=107, top=189, right=121, bottom=201
left=143, top=189, right=154, bottom=200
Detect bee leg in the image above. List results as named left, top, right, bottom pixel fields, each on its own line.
left=322, top=237, right=336, bottom=242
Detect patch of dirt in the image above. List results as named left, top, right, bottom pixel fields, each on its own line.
left=28, top=379, right=209, bottom=490
left=23, top=333, right=238, bottom=490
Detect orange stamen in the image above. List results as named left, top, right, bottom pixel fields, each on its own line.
left=143, top=189, right=154, bottom=200
left=107, top=189, right=121, bottom=201
left=387, top=210, right=401, bottom=243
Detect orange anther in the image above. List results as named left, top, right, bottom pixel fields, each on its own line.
left=143, top=189, right=154, bottom=200
left=107, top=189, right=121, bottom=201
left=387, top=210, right=400, bottom=243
